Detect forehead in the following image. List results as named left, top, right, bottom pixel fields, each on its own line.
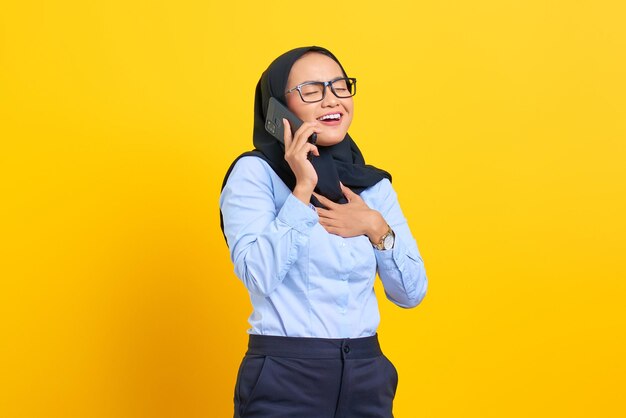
left=287, top=52, right=344, bottom=84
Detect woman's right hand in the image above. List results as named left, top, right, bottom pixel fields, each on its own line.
left=283, top=119, right=319, bottom=204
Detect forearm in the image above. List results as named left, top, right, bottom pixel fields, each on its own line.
left=220, top=157, right=318, bottom=297
left=231, top=194, right=317, bottom=296
left=361, top=178, right=428, bottom=308
left=376, top=224, right=428, bottom=308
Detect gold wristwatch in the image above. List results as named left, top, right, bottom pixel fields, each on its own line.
left=374, top=226, right=395, bottom=250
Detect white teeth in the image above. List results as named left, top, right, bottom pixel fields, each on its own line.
left=318, top=113, right=341, bottom=121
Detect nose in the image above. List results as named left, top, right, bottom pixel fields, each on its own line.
left=321, top=85, right=339, bottom=107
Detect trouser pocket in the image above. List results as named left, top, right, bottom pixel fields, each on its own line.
left=234, top=354, right=269, bottom=417
left=382, top=354, right=399, bottom=393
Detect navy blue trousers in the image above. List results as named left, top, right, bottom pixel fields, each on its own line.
left=233, top=334, right=398, bottom=418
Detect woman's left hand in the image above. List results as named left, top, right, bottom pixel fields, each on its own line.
left=314, top=183, right=389, bottom=244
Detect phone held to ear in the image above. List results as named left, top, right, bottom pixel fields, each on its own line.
left=266, top=97, right=317, bottom=147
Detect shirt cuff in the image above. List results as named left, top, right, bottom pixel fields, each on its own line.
left=375, top=233, right=407, bottom=272
left=276, top=193, right=319, bottom=234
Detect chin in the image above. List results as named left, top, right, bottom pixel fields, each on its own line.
left=317, top=132, right=347, bottom=147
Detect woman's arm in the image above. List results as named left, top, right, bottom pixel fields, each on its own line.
left=314, top=179, right=428, bottom=308
left=220, top=157, right=318, bottom=297
left=371, top=179, right=428, bottom=308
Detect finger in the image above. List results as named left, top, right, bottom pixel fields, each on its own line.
left=315, top=207, right=334, bottom=219
left=339, top=182, right=358, bottom=202
left=283, top=119, right=293, bottom=148
left=319, top=218, right=344, bottom=230
left=312, top=192, right=338, bottom=209
left=339, top=182, right=353, bottom=195
left=340, top=182, right=362, bottom=200
left=293, top=121, right=320, bottom=143
left=318, top=217, right=338, bottom=229
left=293, top=124, right=319, bottom=151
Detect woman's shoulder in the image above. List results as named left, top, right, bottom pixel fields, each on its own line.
left=227, top=155, right=276, bottom=184
left=359, top=177, right=396, bottom=209
left=231, top=154, right=272, bottom=172
left=363, top=177, right=393, bottom=195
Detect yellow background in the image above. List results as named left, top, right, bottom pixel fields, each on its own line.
left=1, top=1, right=625, bottom=417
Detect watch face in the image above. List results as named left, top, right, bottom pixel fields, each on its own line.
left=383, top=234, right=395, bottom=250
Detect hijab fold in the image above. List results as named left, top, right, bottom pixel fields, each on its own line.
left=221, top=46, right=391, bottom=243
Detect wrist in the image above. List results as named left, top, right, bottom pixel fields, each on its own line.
left=373, top=225, right=395, bottom=251
left=367, top=211, right=388, bottom=244
left=293, top=183, right=315, bottom=205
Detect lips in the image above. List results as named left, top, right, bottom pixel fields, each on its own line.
left=317, top=112, right=342, bottom=124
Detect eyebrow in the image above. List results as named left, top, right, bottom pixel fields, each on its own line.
left=296, top=76, right=346, bottom=85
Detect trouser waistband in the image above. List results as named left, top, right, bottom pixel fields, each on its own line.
left=246, top=334, right=382, bottom=359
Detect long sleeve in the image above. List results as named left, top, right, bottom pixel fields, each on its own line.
left=221, top=158, right=426, bottom=337
left=219, top=157, right=318, bottom=297
left=366, top=179, right=428, bottom=308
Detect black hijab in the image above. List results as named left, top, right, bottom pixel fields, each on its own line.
left=220, top=46, right=391, bottom=242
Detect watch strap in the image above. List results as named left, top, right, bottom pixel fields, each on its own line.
left=374, top=226, right=393, bottom=250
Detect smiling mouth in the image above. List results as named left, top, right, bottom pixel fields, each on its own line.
left=317, top=113, right=342, bottom=122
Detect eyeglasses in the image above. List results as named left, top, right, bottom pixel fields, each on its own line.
left=285, top=77, right=357, bottom=103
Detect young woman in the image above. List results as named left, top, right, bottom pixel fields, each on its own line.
left=220, top=46, right=428, bottom=418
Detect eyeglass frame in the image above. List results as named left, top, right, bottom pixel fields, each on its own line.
left=284, top=77, right=357, bottom=103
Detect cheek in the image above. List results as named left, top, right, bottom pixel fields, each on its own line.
left=296, top=108, right=316, bottom=123
left=342, top=105, right=354, bottom=127
left=285, top=95, right=298, bottom=113
left=344, top=100, right=354, bottom=116
left=286, top=96, right=311, bottom=121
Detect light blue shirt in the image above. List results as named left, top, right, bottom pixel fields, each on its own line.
left=220, top=156, right=427, bottom=338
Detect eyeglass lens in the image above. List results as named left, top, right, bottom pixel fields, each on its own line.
left=299, top=78, right=355, bottom=102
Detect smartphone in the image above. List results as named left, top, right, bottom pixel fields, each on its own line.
left=265, top=97, right=317, bottom=145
